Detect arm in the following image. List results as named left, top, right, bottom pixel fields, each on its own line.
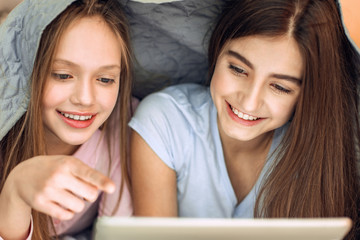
left=339, top=0, right=360, bottom=49
left=0, top=0, right=22, bottom=12
left=0, top=155, right=115, bottom=240
left=130, top=130, right=178, bottom=216
left=0, top=176, right=31, bottom=240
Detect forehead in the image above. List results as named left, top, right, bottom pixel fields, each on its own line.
left=53, top=16, right=123, bottom=67
left=221, top=35, right=304, bottom=77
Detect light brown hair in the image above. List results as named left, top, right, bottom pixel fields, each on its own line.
left=208, top=0, right=360, bottom=239
left=0, top=0, right=132, bottom=239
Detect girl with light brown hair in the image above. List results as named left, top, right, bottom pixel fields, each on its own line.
left=0, top=0, right=133, bottom=239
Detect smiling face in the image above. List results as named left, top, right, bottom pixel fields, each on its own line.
left=42, top=16, right=122, bottom=154
left=210, top=35, right=303, bottom=144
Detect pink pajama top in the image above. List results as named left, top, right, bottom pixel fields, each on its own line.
left=53, top=128, right=133, bottom=236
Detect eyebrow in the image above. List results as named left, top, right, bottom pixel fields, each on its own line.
left=53, top=59, right=121, bottom=71
left=227, top=50, right=254, bottom=69
left=226, top=50, right=302, bottom=84
left=272, top=74, right=302, bottom=84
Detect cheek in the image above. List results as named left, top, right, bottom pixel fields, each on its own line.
left=271, top=97, right=298, bottom=122
left=101, top=87, right=119, bottom=112
left=42, top=83, right=66, bottom=109
left=210, top=66, right=232, bottom=99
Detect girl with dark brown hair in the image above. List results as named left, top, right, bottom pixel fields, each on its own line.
left=130, top=0, right=360, bottom=239
left=0, top=0, right=133, bottom=239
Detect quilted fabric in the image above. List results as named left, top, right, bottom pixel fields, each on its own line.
left=120, top=0, right=224, bottom=98
left=0, top=0, right=74, bottom=141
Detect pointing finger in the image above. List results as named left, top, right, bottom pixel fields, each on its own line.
left=71, top=160, right=115, bottom=194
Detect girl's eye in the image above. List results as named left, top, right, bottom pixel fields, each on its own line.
left=52, top=73, right=72, bottom=80
left=271, top=83, right=292, bottom=94
left=97, top=78, right=115, bottom=84
left=229, top=64, right=247, bottom=76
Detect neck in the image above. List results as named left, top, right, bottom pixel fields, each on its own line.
left=221, top=131, right=274, bottom=156
left=218, top=122, right=274, bottom=164
left=218, top=120, right=275, bottom=204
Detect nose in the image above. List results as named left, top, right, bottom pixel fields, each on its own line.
left=240, top=80, right=264, bottom=112
left=70, top=77, right=95, bottom=106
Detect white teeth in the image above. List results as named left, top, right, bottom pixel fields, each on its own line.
left=61, top=112, right=92, bottom=121
left=231, top=107, right=258, bottom=121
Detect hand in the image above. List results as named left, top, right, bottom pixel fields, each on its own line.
left=3, top=155, right=115, bottom=220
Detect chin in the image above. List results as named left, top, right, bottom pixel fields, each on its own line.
left=60, top=133, right=93, bottom=146
left=62, top=139, right=87, bottom=146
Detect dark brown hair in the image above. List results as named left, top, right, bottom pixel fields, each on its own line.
left=208, top=0, right=360, bottom=239
left=0, top=0, right=132, bottom=239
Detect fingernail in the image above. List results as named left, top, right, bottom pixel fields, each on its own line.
left=107, top=183, right=115, bottom=193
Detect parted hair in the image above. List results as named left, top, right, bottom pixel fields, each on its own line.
left=208, top=0, right=360, bottom=239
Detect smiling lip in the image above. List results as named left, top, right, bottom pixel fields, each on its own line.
left=57, top=111, right=96, bottom=128
left=226, top=102, right=264, bottom=126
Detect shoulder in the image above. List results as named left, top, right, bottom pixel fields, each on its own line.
left=135, top=83, right=211, bottom=119
left=129, top=83, right=213, bottom=170
left=131, top=83, right=213, bottom=136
